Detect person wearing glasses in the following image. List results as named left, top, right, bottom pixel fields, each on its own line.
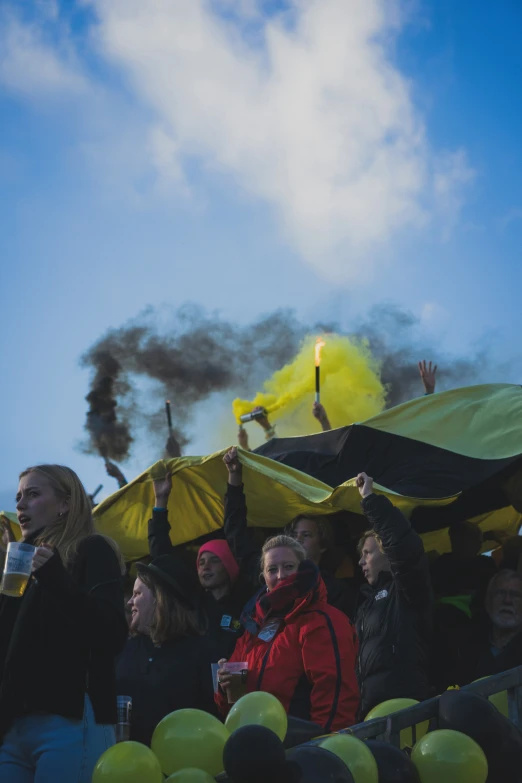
left=474, top=570, right=522, bottom=679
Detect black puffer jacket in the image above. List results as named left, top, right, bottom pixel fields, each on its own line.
left=355, top=494, right=433, bottom=718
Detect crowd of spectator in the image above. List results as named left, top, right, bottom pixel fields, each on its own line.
left=0, top=359, right=521, bottom=782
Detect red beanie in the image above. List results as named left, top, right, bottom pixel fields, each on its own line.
left=198, top=540, right=240, bottom=585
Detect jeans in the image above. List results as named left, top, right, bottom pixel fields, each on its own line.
left=0, top=695, right=115, bottom=782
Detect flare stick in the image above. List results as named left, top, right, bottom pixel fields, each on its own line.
left=91, top=484, right=103, bottom=502
left=314, top=338, right=326, bottom=404
left=165, top=400, right=173, bottom=431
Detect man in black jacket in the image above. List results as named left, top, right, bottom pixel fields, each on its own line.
left=355, top=472, right=433, bottom=718
left=148, top=471, right=257, bottom=660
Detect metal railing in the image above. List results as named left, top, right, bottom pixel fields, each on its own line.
left=309, top=665, right=522, bottom=748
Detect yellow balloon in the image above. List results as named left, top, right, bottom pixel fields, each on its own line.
left=473, top=678, right=509, bottom=717
left=225, top=691, right=288, bottom=741
left=365, top=698, right=428, bottom=749
left=92, top=741, right=163, bottom=783
left=151, top=709, right=229, bottom=778
left=320, top=734, right=378, bottom=783
left=165, top=770, right=216, bottom=782
left=412, top=729, right=488, bottom=783
left=489, top=689, right=509, bottom=717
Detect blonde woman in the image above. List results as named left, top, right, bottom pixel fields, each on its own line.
left=216, top=535, right=359, bottom=732
left=0, top=465, right=127, bottom=783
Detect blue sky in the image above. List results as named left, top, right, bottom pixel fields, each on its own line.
left=1, top=0, right=520, bottom=510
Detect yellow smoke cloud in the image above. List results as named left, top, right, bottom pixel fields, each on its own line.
left=232, top=334, right=386, bottom=435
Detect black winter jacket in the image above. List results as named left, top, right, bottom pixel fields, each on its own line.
left=355, top=494, right=433, bottom=718
left=474, top=628, right=522, bottom=680
left=116, top=633, right=217, bottom=746
left=0, top=534, right=127, bottom=740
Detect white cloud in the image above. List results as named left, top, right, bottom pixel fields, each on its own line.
left=0, top=1, right=474, bottom=281
left=148, top=126, right=186, bottom=187
left=87, top=0, right=473, bottom=280
left=0, top=12, right=87, bottom=96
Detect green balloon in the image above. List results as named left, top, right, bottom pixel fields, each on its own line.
left=320, top=734, right=378, bottom=783
left=411, top=729, right=488, bottom=783
left=151, top=709, right=229, bottom=778
left=473, top=678, right=509, bottom=717
left=165, top=769, right=216, bottom=782
left=225, top=691, right=288, bottom=741
left=92, top=741, right=163, bottom=783
left=365, top=698, right=428, bottom=749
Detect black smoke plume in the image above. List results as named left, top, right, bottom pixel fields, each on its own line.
left=81, top=305, right=304, bottom=461
left=84, top=351, right=133, bottom=461
left=81, top=302, right=490, bottom=462
left=352, top=304, right=484, bottom=406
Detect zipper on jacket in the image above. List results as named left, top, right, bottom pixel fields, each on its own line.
left=256, top=637, right=276, bottom=691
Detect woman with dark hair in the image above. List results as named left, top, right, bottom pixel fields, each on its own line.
left=116, top=554, right=217, bottom=746
left=0, top=464, right=127, bottom=782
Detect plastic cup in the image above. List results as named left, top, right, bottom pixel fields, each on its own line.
left=222, top=662, right=248, bottom=704
left=0, top=542, right=35, bottom=598
left=211, top=663, right=220, bottom=694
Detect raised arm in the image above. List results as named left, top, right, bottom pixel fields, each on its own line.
left=0, top=515, right=16, bottom=573
left=223, top=447, right=261, bottom=585
left=237, top=426, right=250, bottom=451
left=148, top=472, right=174, bottom=558
left=418, top=360, right=437, bottom=395
left=253, top=407, right=276, bottom=441
left=357, top=472, right=430, bottom=607
left=312, top=402, right=332, bottom=432
left=105, top=460, right=128, bottom=488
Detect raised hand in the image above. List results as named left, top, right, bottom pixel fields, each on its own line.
left=312, top=401, right=332, bottom=431
left=223, top=447, right=243, bottom=486
left=418, top=360, right=437, bottom=395
left=237, top=427, right=249, bottom=451
left=0, top=515, right=15, bottom=554
left=105, top=461, right=127, bottom=487
left=153, top=473, right=173, bottom=508
left=252, top=406, right=272, bottom=432
left=356, top=472, right=374, bottom=499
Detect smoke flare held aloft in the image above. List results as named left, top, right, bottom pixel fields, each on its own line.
left=233, top=334, right=386, bottom=430
left=81, top=303, right=489, bottom=462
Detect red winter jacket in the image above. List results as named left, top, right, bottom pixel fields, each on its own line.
left=215, top=562, right=359, bottom=732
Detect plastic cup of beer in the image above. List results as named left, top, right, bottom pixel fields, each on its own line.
left=0, top=542, right=36, bottom=598
left=115, top=696, right=132, bottom=743
left=222, top=662, right=249, bottom=704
